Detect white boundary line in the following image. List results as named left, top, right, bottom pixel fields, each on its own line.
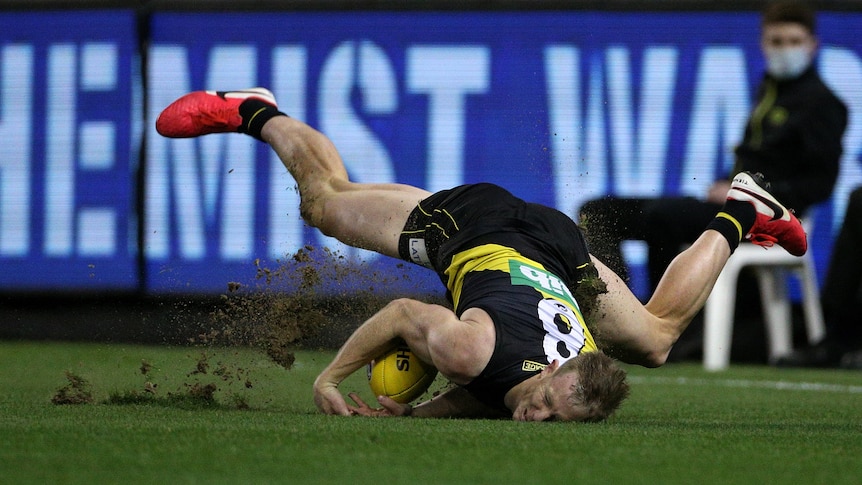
left=627, top=375, right=862, bottom=394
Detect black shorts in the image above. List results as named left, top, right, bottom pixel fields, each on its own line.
left=397, top=183, right=593, bottom=288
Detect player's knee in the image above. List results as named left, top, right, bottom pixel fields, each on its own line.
left=300, top=196, right=354, bottom=242
left=298, top=198, right=318, bottom=226
left=641, top=349, right=670, bottom=368
left=299, top=197, right=331, bottom=234
left=631, top=333, right=674, bottom=368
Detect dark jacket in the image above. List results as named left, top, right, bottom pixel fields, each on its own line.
left=733, top=65, right=848, bottom=213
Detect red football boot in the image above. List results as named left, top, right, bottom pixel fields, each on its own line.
left=726, top=171, right=807, bottom=256
left=156, top=88, right=277, bottom=138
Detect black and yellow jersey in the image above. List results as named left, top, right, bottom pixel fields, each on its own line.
left=398, top=183, right=599, bottom=409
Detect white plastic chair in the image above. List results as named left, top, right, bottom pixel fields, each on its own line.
left=702, top=215, right=826, bottom=371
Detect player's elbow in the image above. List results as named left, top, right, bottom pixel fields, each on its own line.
left=383, top=298, right=431, bottom=341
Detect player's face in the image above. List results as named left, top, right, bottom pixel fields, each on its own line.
left=512, top=370, right=588, bottom=422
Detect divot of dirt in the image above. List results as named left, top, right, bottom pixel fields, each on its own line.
left=52, top=371, right=94, bottom=405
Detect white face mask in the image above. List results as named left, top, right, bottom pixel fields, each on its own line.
left=765, top=46, right=812, bottom=80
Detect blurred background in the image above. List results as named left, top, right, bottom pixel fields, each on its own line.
left=1, top=1, right=860, bottom=359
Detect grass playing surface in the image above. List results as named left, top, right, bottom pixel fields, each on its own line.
left=1, top=340, right=860, bottom=484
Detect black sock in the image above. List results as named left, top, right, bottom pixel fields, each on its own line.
left=238, top=99, right=287, bottom=141
left=706, top=200, right=756, bottom=253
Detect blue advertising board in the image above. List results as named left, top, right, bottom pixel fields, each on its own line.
left=146, top=11, right=862, bottom=296
left=0, top=11, right=138, bottom=290
left=2, top=10, right=860, bottom=297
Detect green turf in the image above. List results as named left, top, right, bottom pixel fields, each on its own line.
left=1, top=341, right=860, bottom=484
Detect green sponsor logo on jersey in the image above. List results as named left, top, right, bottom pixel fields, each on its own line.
left=508, top=260, right=578, bottom=309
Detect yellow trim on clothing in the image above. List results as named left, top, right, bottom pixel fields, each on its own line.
left=716, top=211, right=744, bottom=241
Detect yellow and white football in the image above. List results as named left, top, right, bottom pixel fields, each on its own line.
left=367, top=345, right=438, bottom=404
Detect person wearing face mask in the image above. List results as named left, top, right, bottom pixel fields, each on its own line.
left=764, top=31, right=815, bottom=81
left=580, top=0, right=847, bottom=307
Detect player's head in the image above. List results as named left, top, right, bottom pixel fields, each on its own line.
left=760, top=1, right=818, bottom=80
left=512, top=352, right=629, bottom=422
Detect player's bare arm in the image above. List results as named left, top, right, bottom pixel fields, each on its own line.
left=313, top=298, right=493, bottom=415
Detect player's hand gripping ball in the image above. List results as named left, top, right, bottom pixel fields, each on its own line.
left=367, top=346, right=438, bottom=403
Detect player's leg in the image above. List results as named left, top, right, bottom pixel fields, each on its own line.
left=156, top=88, right=431, bottom=258
left=588, top=232, right=730, bottom=366
left=260, top=116, right=430, bottom=258
left=588, top=172, right=807, bottom=366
